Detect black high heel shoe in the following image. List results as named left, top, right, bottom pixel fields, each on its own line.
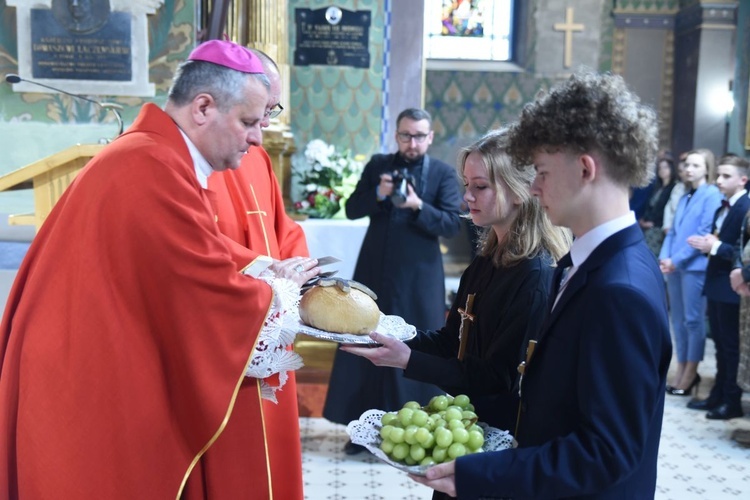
left=667, top=374, right=701, bottom=396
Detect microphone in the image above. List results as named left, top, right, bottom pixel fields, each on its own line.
left=5, top=73, right=124, bottom=143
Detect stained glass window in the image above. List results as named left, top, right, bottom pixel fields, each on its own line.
left=425, top=0, right=514, bottom=62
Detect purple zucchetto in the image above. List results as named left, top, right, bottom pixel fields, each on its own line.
left=187, top=40, right=264, bottom=74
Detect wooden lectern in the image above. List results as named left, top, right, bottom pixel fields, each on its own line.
left=0, top=144, right=104, bottom=231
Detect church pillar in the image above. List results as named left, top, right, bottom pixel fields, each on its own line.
left=672, top=1, right=737, bottom=157
left=227, top=0, right=296, bottom=208
left=382, top=0, right=426, bottom=153
left=611, top=6, right=677, bottom=150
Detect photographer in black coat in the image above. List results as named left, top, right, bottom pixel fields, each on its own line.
left=323, top=108, right=463, bottom=453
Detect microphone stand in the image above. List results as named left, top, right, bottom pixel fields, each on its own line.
left=4, top=73, right=124, bottom=143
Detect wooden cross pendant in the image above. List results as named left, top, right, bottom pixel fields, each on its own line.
left=457, top=294, right=476, bottom=361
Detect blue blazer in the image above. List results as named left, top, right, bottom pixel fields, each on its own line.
left=659, top=183, right=723, bottom=271
left=455, top=225, right=672, bottom=499
left=704, top=194, right=750, bottom=304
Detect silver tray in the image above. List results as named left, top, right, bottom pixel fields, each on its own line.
left=346, top=409, right=515, bottom=476
left=283, top=314, right=416, bottom=345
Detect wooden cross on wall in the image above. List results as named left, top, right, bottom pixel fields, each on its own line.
left=554, top=7, right=584, bottom=68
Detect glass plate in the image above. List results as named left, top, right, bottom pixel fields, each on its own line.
left=283, top=314, right=417, bottom=345
left=346, top=409, right=515, bottom=476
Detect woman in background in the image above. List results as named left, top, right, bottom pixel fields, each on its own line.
left=342, top=129, right=570, bottom=437
left=640, top=154, right=677, bottom=256
left=659, top=148, right=723, bottom=395
left=662, top=152, right=689, bottom=235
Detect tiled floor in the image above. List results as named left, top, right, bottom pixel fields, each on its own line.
left=301, top=417, right=433, bottom=499
left=299, top=339, right=750, bottom=499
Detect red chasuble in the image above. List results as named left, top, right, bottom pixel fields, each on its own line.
left=0, top=104, right=275, bottom=499
left=208, top=147, right=308, bottom=500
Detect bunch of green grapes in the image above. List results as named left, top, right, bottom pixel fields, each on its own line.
left=378, top=394, right=485, bottom=467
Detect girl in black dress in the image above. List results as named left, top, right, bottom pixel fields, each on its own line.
left=343, top=128, right=570, bottom=435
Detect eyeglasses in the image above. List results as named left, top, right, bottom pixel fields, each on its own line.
left=264, top=103, right=284, bottom=119
left=396, top=132, right=429, bottom=144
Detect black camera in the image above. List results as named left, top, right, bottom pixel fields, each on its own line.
left=390, top=168, right=415, bottom=206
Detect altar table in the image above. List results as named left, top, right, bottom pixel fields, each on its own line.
left=297, top=217, right=369, bottom=280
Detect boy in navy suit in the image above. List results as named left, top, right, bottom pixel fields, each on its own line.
left=412, top=72, right=671, bottom=499
left=688, top=155, right=749, bottom=419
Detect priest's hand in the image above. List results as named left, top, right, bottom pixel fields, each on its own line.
left=339, top=331, right=411, bottom=369
left=409, top=460, right=456, bottom=497
left=269, top=257, right=320, bottom=286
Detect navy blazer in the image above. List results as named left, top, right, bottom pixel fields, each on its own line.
left=455, top=225, right=672, bottom=499
left=703, top=194, right=750, bottom=304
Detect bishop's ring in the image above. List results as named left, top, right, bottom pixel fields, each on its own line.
left=294, top=264, right=304, bottom=273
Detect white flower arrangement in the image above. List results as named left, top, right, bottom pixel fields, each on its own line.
left=293, top=139, right=365, bottom=218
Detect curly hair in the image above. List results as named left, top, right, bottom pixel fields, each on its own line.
left=458, top=129, right=571, bottom=267
left=507, top=71, right=659, bottom=188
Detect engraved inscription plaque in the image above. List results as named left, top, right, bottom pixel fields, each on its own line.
left=31, top=7, right=131, bottom=81
left=294, top=7, right=370, bottom=68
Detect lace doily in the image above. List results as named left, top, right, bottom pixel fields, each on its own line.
left=245, top=274, right=304, bottom=402
left=283, top=314, right=417, bottom=345
left=346, top=409, right=516, bottom=476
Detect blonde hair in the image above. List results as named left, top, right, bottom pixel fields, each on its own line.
left=458, top=129, right=571, bottom=267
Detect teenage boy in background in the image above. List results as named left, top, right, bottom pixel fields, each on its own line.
left=688, top=155, right=749, bottom=420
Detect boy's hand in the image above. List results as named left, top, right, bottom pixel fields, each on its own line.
left=686, top=234, right=717, bottom=253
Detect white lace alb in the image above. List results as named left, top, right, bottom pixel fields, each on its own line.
left=244, top=270, right=303, bottom=402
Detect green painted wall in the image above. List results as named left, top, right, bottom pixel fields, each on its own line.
left=288, top=0, right=385, bottom=160
left=615, top=0, right=679, bottom=10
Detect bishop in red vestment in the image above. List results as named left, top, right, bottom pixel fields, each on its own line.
left=0, top=41, right=315, bottom=499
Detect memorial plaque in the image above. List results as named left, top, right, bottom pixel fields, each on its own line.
left=294, top=7, right=370, bottom=68
left=8, top=0, right=161, bottom=96
left=31, top=7, right=131, bottom=81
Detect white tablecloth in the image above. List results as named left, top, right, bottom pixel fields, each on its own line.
left=298, top=218, right=369, bottom=280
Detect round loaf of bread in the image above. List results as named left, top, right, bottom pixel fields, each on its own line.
left=299, top=285, right=380, bottom=334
